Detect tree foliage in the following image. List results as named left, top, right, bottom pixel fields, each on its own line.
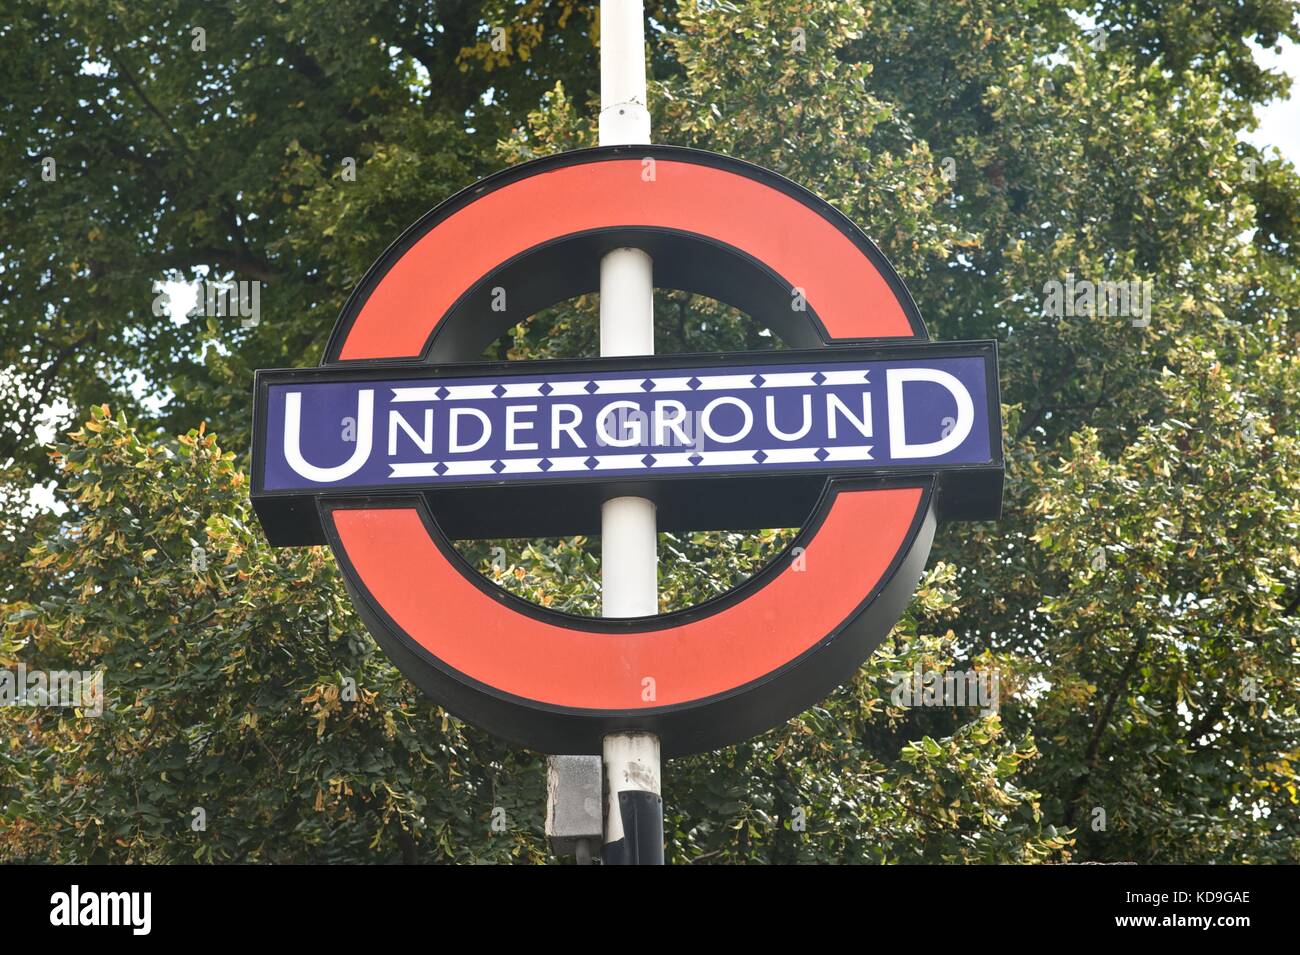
left=2, top=0, right=1297, bottom=862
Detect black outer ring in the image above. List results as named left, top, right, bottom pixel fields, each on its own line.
left=311, top=145, right=954, bottom=755
left=323, top=478, right=936, bottom=757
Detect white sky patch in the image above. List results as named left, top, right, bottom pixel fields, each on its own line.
left=158, top=277, right=199, bottom=325
left=6, top=393, right=72, bottom=516
left=1245, top=36, right=1300, bottom=167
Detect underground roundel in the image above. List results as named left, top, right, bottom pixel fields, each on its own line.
left=251, top=145, right=1003, bottom=757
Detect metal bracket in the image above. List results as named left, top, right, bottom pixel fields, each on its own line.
left=546, top=755, right=604, bottom=863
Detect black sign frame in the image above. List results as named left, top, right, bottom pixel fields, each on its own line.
left=252, top=340, right=1002, bottom=544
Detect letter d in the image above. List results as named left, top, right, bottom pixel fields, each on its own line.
left=887, top=368, right=974, bottom=458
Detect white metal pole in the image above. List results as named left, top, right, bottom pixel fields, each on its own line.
left=602, top=732, right=663, bottom=865
left=598, top=0, right=663, bottom=865
left=598, top=0, right=652, bottom=146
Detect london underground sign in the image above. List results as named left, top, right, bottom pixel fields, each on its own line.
left=256, top=350, right=995, bottom=501
left=251, top=145, right=1002, bottom=756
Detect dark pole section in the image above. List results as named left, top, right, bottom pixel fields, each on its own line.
left=602, top=790, right=665, bottom=865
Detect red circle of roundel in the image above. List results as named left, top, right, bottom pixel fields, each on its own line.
left=320, top=145, right=936, bottom=757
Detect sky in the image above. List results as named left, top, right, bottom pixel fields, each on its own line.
left=1245, top=36, right=1300, bottom=166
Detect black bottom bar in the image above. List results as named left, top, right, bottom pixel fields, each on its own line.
left=602, top=791, right=665, bottom=866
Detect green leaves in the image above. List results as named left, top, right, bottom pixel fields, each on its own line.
left=1, top=411, right=544, bottom=862
left=1022, top=343, right=1300, bottom=861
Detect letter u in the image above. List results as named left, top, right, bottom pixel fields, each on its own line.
left=284, top=390, right=373, bottom=482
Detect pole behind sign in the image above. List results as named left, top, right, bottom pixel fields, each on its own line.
left=595, top=0, right=664, bottom=867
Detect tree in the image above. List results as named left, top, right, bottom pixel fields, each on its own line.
left=2, top=0, right=1297, bottom=862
